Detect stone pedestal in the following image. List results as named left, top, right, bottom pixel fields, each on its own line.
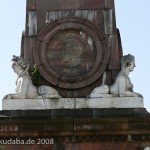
left=0, top=108, right=149, bottom=150
left=2, top=97, right=144, bottom=110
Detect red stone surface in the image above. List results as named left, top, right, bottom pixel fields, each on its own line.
left=36, top=0, right=115, bottom=11
left=0, top=142, right=144, bottom=150
left=80, top=0, right=105, bottom=9
left=105, top=0, right=115, bottom=9
left=104, top=9, right=116, bottom=34
left=0, top=109, right=150, bottom=150
left=37, top=11, right=46, bottom=34
left=23, top=37, right=35, bottom=71
left=26, top=0, right=36, bottom=11
left=25, top=11, right=29, bottom=36
left=108, top=35, right=121, bottom=69
left=2, top=143, right=143, bottom=150
left=94, top=10, right=105, bottom=32
left=36, top=0, right=80, bottom=11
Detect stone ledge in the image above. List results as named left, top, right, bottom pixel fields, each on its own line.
left=2, top=97, right=144, bottom=110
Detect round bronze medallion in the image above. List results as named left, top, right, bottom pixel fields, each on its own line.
left=47, top=29, right=96, bottom=81
left=34, top=17, right=109, bottom=89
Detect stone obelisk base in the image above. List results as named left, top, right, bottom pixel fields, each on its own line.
left=0, top=108, right=149, bottom=150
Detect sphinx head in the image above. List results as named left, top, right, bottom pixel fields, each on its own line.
left=11, top=55, right=29, bottom=74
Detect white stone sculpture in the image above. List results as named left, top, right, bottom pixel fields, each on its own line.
left=90, top=72, right=112, bottom=98
left=90, top=54, right=142, bottom=98
left=3, top=55, right=61, bottom=99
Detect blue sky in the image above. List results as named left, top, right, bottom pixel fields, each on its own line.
left=0, top=0, right=149, bottom=112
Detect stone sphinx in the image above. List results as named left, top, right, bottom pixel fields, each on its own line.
left=2, top=54, right=143, bottom=110
left=3, top=55, right=61, bottom=99
left=90, top=54, right=142, bottom=98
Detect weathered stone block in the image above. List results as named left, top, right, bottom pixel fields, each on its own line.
left=36, top=0, right=80, bottom=11
left=108, top=35, right=122, bottom=69
left=103, top=9, right=116, bottom=34
left=105, top=0, right=115, bottom=9
left=94, top=10, right=105, bottom=32
left=24, top=37, right=35, bottom=71
left=80, top=0, right=105, bottom=9
left=26, top=0, right=36, bottom=10
left=37, top=11, right=47, bottom=34
left=75, top=97, right=144, bottom=109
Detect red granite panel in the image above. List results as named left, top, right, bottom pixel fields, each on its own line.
left=105, top=0, right=115, bottom=9
left=37, top=11, right=47, bottom=34
left=116, top=28, right=123, bottom=57
left=80, top=0, right=105, bottom=9
left=24, top=37, right=35, bottom=71
left=26, top=0, right=36, bottom=11
left=73, top=87, right=92, bottom=98
left=108, top=35, right=121, bottom=69
left=83, top=64, right=106, bottom=86
left=94, top=10, right=105, bottom=33
left=59, top=0, right=80, bottom=9
left=57, top=88, right=73, bottom=98
left=36, top=0, right=80, bottom=11
left=72, top=90, right=80, bottom=98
